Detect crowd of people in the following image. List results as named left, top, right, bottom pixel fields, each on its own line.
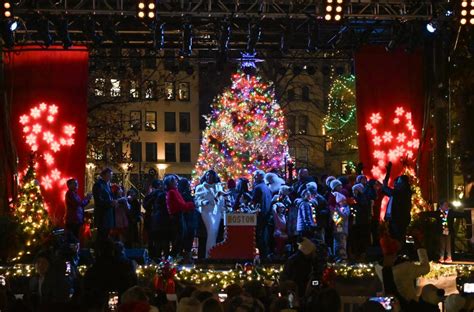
left=2, top=164, right=471, bottom=312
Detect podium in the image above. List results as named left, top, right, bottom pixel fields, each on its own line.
left=209, top=213, right=257, bottom=260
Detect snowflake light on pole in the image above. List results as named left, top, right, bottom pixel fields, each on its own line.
left=12, top=158, right=51, bottom=261
left=192, top=71, right=289, bottom=184
left=18, top=102, right=77, bottom=213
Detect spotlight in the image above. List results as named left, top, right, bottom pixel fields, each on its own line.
left=426, top=21, right=437, bottom=33
left=460, top=0, right=474, bottom=25
left=56, top=17, right=72, bottom=49
left=83, top=16, right=102, bottom=45
left=153, top=22, right=164, bottom=50
left=137, top=0, right=156, bottom=20
left=181, top=23, right=192, bottom=56
left=37, top=17, right=53, bottom=48
left=246, top=22, right=261, bottom=53
left=2, top=0, right=12, bottom=18
left=10, top=19, right=17, bottom=31
left=323, top=0, right=345, bottom=22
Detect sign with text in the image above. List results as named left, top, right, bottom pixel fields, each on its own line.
left=225, top=213, right=257, bottom=226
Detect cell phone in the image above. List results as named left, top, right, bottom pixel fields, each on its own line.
left=65, top=261, right=71, bottom=275
left=369, top=297, right=394, bottom=310
left=464, top=283, right=474, bottom=293
left=311, top=280, right=319, bottom=287
left=406, top=236, right=415, bottom=244
left=218, top=293, right=227, bottom=302
left=108, top=291, right=119, bottom=311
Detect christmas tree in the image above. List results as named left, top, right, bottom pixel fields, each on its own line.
left=402, top=166, right=430, bottom=218
left=323, top=74, right=357, bottom=147
left=12, top=158, right=51, bottom=261
left=193, top=70, right=289, bottom=183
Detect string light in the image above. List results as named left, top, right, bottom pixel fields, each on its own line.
left=192, top=71, right=290, bottom=184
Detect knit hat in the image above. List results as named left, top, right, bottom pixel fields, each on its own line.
left=325, top=176, right=336, bottom=187
left=298, top=237, right=316, bottom=256
left=329, top=179, right=342, bottom=191
left=379, top=235, right=401, bottom=256
left=279, top=185, right=292, bottom=196
left=356, top=175, right=367, bottom=184
left=306, top=182, right=318, bottom=194
left=334, top=191, right=346, bottom=204
left=421, top=284, right=445, bottom=305
left=445, top=294, right=466, bottom=312
left=352, top=183, right=365, bottom=195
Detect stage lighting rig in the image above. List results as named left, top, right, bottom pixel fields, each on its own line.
left=56, top=17, right=72, bottom=49
left=1, top=0, right=12, bottom=18
left=83, top=16, right=102, bottom=45
left=324, top=0, right=345, bottom=22
left=37, top=17, right=53, bottom=47
left=1, top=19, right=15, bottom=48
left=307, top=19, right=318, bottom=52
left=181, top=22, right=192, bottom=56
left=246, top=22, right=261, bottom=53
left=153, top=22, right=164, bottom=50
left=137, top=0, right=156, bottom=20
left=218, top=19, right=231, bottom=55
left=460, top=0, right=474, bottom=25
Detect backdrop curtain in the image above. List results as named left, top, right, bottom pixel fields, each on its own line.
left=355, top=46, right=428, bottom=216
left=4, top=46, right=89, bottom=226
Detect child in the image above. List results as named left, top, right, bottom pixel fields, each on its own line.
left=332, top=191, right=350, bottom=263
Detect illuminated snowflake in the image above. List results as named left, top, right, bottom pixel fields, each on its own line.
left=30, top=107, right=41, bottom=119
left=44, top=153, right=54, bottom=165
left=378, top=159, right=385, bottom=167
left=48, top=105, right=58, bottom=115
left=31, top=145, right=38, bottom=152
left=396, top=133, right=407, bottom=143
left=371, top=128, right=377, bottom=135
left=19, top=115, right=30, bottom=125
left=382, top=131, right=393, bottom=143
left=371, top=167, right=382, bottom=179
left=394, top=146, right=406, bottom=156
left=393, top=118, right=400, bottom=124
left=373, top=136, right=382, bottom=146
left=23, top=126, right=30, bottom=133
left=66, top=138, right=75, bottom=146
left=26, top=134, right=37, bottom=146
left=405, top=112, right=412, bottom=120
left=41, top=176, right=52, bottom=190
left=388, top=150, right=398, bottom=162
left=39, top=103, right=47, bottom=111
left=47, top=115, right=54, bottom=123
left=32, top=124, right=42, bottom=134
left=50, top=169, right=61, bottom=181
left=43, top=131, right=54, bottom=144
left=373, top=150, right=385, bottom=159
left=411, top=139, right=420, bottom=148
left=370, top=113, right=382, bottom=124
left=365, top=123, right=373, bottom=131
left=407, top=150, right=414, bottom=159
left=60, top=138, right=67, bottom=145
left=50, top=142, right=61, bottom=152
left=395, top=107, right=405, bottom=116
left=64, top=125, right=75, bottom=136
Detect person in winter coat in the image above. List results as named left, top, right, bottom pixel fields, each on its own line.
left=111, top=184, right=130, bottom=242
left=92, top=168, right=117, bottom=241
left=194, top=170, right=225, bottom=258
left=265, top=172, right=286, bottom=195
left=296, top=187, right=318, bottom=239
left=252, top=170, right=273, bottom=259
left=436, top=200, right=466, bottom=263
left=127, top=189, right=141, bottom=247
left=351, top=183, right=371, bottom=260
left=65, top=178, right=92, bottom=241
left=331, top=191, right=350, bottom=262
left=164, top=175, right=195, bottom=258
left=232, top=178, right=253, bottom=211
left=272, top=202, right=288, bottom=257
left=178, top=178, right=198, bottom=262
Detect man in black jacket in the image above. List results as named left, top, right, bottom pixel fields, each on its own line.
left=436, top=200, right=466, bottom=263
left=92, top=168, right=116, bottom=241
left=252, top=170, right=273, bottom=259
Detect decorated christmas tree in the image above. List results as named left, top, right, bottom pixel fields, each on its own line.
left=193, top=69, right=289, bottom=183
left=12, top=158, right=51, bottom=260
left=402, top=166, right=430, bottom=218
left=323, top=74, right=357, bottom=147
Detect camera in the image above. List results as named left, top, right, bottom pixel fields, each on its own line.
left=108, top=291, right=119, bottom=311
left=311, top=280, right=319, bottom=286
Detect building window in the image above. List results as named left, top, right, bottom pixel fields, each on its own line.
left=179, top=112, right=191, bottom=132
left=302, top=86, right=310, bottom=101
left=287, top=89, right=295, bottom=101
left=94, top=78, right=106, bottom=96
left=178, top=82, right=190, bottom=101
left=145, top=111, right=157, bottom=131
left=130, top=80, right=139, bottom=99
left=325, top=139, right=333, bottom=152
left=298, top=115, right=308, bottom=135
left=131, top=142, right=142, bottom=162
left=144, top=80, right=156, bottom=99
left=165, top=143, right=176, bottom=162
left=130, top=111, right=142, bottom=131
left=110, top=79, right=121, bottom=97
left=165, top=82, right=175, bottom=100
left=287, top=115, right=296, bottom=135
left=180, top=143, right=191, bottom=162
left=164, top=112, right=176, bottom=132
left=146, top=142, right=157, bottom=162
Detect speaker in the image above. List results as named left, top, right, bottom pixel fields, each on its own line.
left=125, top=248, right=150, bottom=265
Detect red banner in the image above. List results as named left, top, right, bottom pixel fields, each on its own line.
left=355, top=46, right=426, bottom=215
left=4, top=47, right=89, bottom=226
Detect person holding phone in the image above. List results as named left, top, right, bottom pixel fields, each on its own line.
left=65, top=178, right=92, bottom=241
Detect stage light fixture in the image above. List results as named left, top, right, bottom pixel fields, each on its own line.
left=460, top=0, right=474, bottom=25
left=246, top=22, right=261, bottom=53
left=137, top=0, right=156, bottom=20
left=56, top=17, right=72, bottom=49
left=2, top=0, right=12, bottom=18
left=153, top=22, right=164, bottom=50
left=181, top=23, right=193, bottom=56
left=323, top=0, right=345, bottom=22
left=426, top=21, right=437, bottom=33
left=37, top=17, right=53, bottom=48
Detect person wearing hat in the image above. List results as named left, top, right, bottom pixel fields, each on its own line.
left=351, top=183, right=371, bottom=261
left=331, top=191, right=350, bottom=263
left=296, top=187, right=318, bottom=239
left=92, top=167, right=117, bottom=241
left=356, top=175, right=368, bottom=186
left=252, top=170, right=273, bottom=259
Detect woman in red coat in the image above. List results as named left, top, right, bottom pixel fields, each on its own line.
left=164, top=175, right=194, bottom=258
